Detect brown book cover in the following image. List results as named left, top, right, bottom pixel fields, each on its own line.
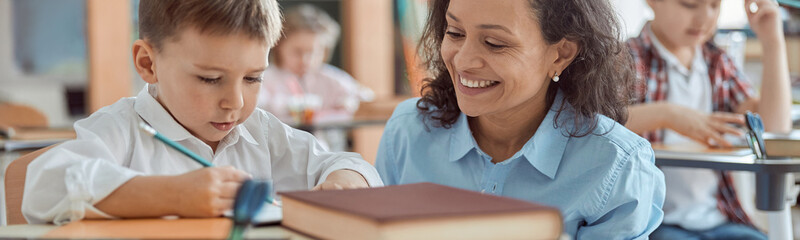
left=280, top=182, right=562, bottom=240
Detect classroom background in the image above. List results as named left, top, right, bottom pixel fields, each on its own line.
left=1, top=0, right=800, bottom=236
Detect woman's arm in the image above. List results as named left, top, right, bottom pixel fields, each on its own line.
left=574, top=142, right=665, bottom=239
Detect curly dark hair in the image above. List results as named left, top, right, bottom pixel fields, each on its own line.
left=416, top=0, right=635, bottom=137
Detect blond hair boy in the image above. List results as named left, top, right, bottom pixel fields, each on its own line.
left=23, top=0, right=382, bottom=225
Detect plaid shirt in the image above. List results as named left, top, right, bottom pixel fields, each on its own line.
left=627, top=26, right=754, bottom=143
left=626, top=24, right=756, bottom=227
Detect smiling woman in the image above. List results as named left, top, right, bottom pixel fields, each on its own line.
left=417, top=0, right=635, bottom=136
left=375, top=0, right=666, bottom=239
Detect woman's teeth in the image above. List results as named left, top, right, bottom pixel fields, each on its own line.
left=460, top=77, right=498, bottom=88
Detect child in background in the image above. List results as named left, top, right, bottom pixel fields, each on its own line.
left=626, top=0, right=791, bottom=239
left=258, top=4, right=372, bottom=151
left=258, top=4, right=370, bottom=124
left=23, top=0, right=382, bottom=225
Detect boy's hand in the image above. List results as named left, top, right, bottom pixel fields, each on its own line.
left=169, top=166, right=250, bottom=217
left=312, top=169, right=369, bottom=191
left=665, top=104, right=745, bottom=148
left=746, top=0, right=784, bottom=44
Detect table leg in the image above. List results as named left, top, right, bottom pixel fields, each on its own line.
left=766, top=204, right=792, bottom=240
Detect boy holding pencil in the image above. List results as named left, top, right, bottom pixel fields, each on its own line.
left=22, top=0, right=382, bottom=225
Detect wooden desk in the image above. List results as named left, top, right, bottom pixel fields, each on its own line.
left=0, top=218, right=313, bottom=239
left=654, top=144, right=800, bottom=240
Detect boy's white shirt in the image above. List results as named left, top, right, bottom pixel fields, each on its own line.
left=21, top=84, right=383, bottom=225
left=646, top=26, right=728, bottom=231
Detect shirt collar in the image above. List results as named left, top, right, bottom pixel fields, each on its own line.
left=133, top=84, right=258, bottom=146
left=448, top=91, right=572, bottom=179
left=220, top=122, right=260, bottom=147
left=646, top=24, right=706, bottom=77
left=448, top=113, right=478, bottom=163
left=236, top=123, right=259, bottom=145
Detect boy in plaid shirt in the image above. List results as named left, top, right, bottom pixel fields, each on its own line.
left=626, top=0, right=791, bottom=239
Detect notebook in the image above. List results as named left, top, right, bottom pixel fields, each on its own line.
left=0, top=126, right=75, bottom=151
left=253, top=203, right=283, bottom=225
left=763, top=130, right=800, bottom=157
left=652, top=143, right=756, bottom=163
left=223, top=202, right=282, bottom=225
left=0, top=138, right=70, bottom=151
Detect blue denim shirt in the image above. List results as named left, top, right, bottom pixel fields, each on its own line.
left=376, top=93, right=665, bottom=239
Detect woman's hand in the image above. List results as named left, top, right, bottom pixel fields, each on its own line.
left=746, top=0, right=784, bottom=44
left=312, top=169, right=369, bottom=191
left=169, top=166, right=251, bottom=217
left=665, top=105, right=746, bottom=147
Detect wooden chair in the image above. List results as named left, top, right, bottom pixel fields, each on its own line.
left=4, top=144, right=58, bottom=225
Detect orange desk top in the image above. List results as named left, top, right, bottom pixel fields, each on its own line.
left=44, top=218, right=232, bottom=239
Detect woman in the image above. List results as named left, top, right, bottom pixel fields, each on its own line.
left=375, top=0, right=665, bottom=239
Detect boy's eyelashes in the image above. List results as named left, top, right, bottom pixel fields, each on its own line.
left=244, top=76, right=263, bottom=83
left=679, top=1, right=699, bottom=9
left=198, top=76, right=221, bottom=84
left=677, top=1, right=718, bottom=10
left=196, top=76, right=263, bottom=84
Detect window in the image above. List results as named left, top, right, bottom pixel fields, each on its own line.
left=12, top=0, right=87, bottom=82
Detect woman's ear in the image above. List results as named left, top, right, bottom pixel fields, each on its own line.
left=132, top=39, right=158, bottom=84
left=552, top=38, right=579, bottom=74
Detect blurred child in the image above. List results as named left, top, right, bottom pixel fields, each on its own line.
left=626, top=0, right=791, bottom=239
left=258, top=4, right=372, bottom=126
left=258, top=4, right=372, bottom=151
left=23, top=0, right=382, bottom=225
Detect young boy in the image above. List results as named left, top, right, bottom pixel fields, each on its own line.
left=626, top=0, right=791, bottom=239
left=22, top=0, right=382, bottom=225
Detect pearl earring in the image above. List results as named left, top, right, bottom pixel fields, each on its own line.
left=552, top=73, right=560, bottom=83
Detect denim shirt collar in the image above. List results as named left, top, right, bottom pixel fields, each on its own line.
left=448, top=91, right=572, bottom=179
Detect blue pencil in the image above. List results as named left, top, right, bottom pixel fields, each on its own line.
left=777, top=0, right=800, bottom=9
left=138, top=122, right=214, bottom=167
